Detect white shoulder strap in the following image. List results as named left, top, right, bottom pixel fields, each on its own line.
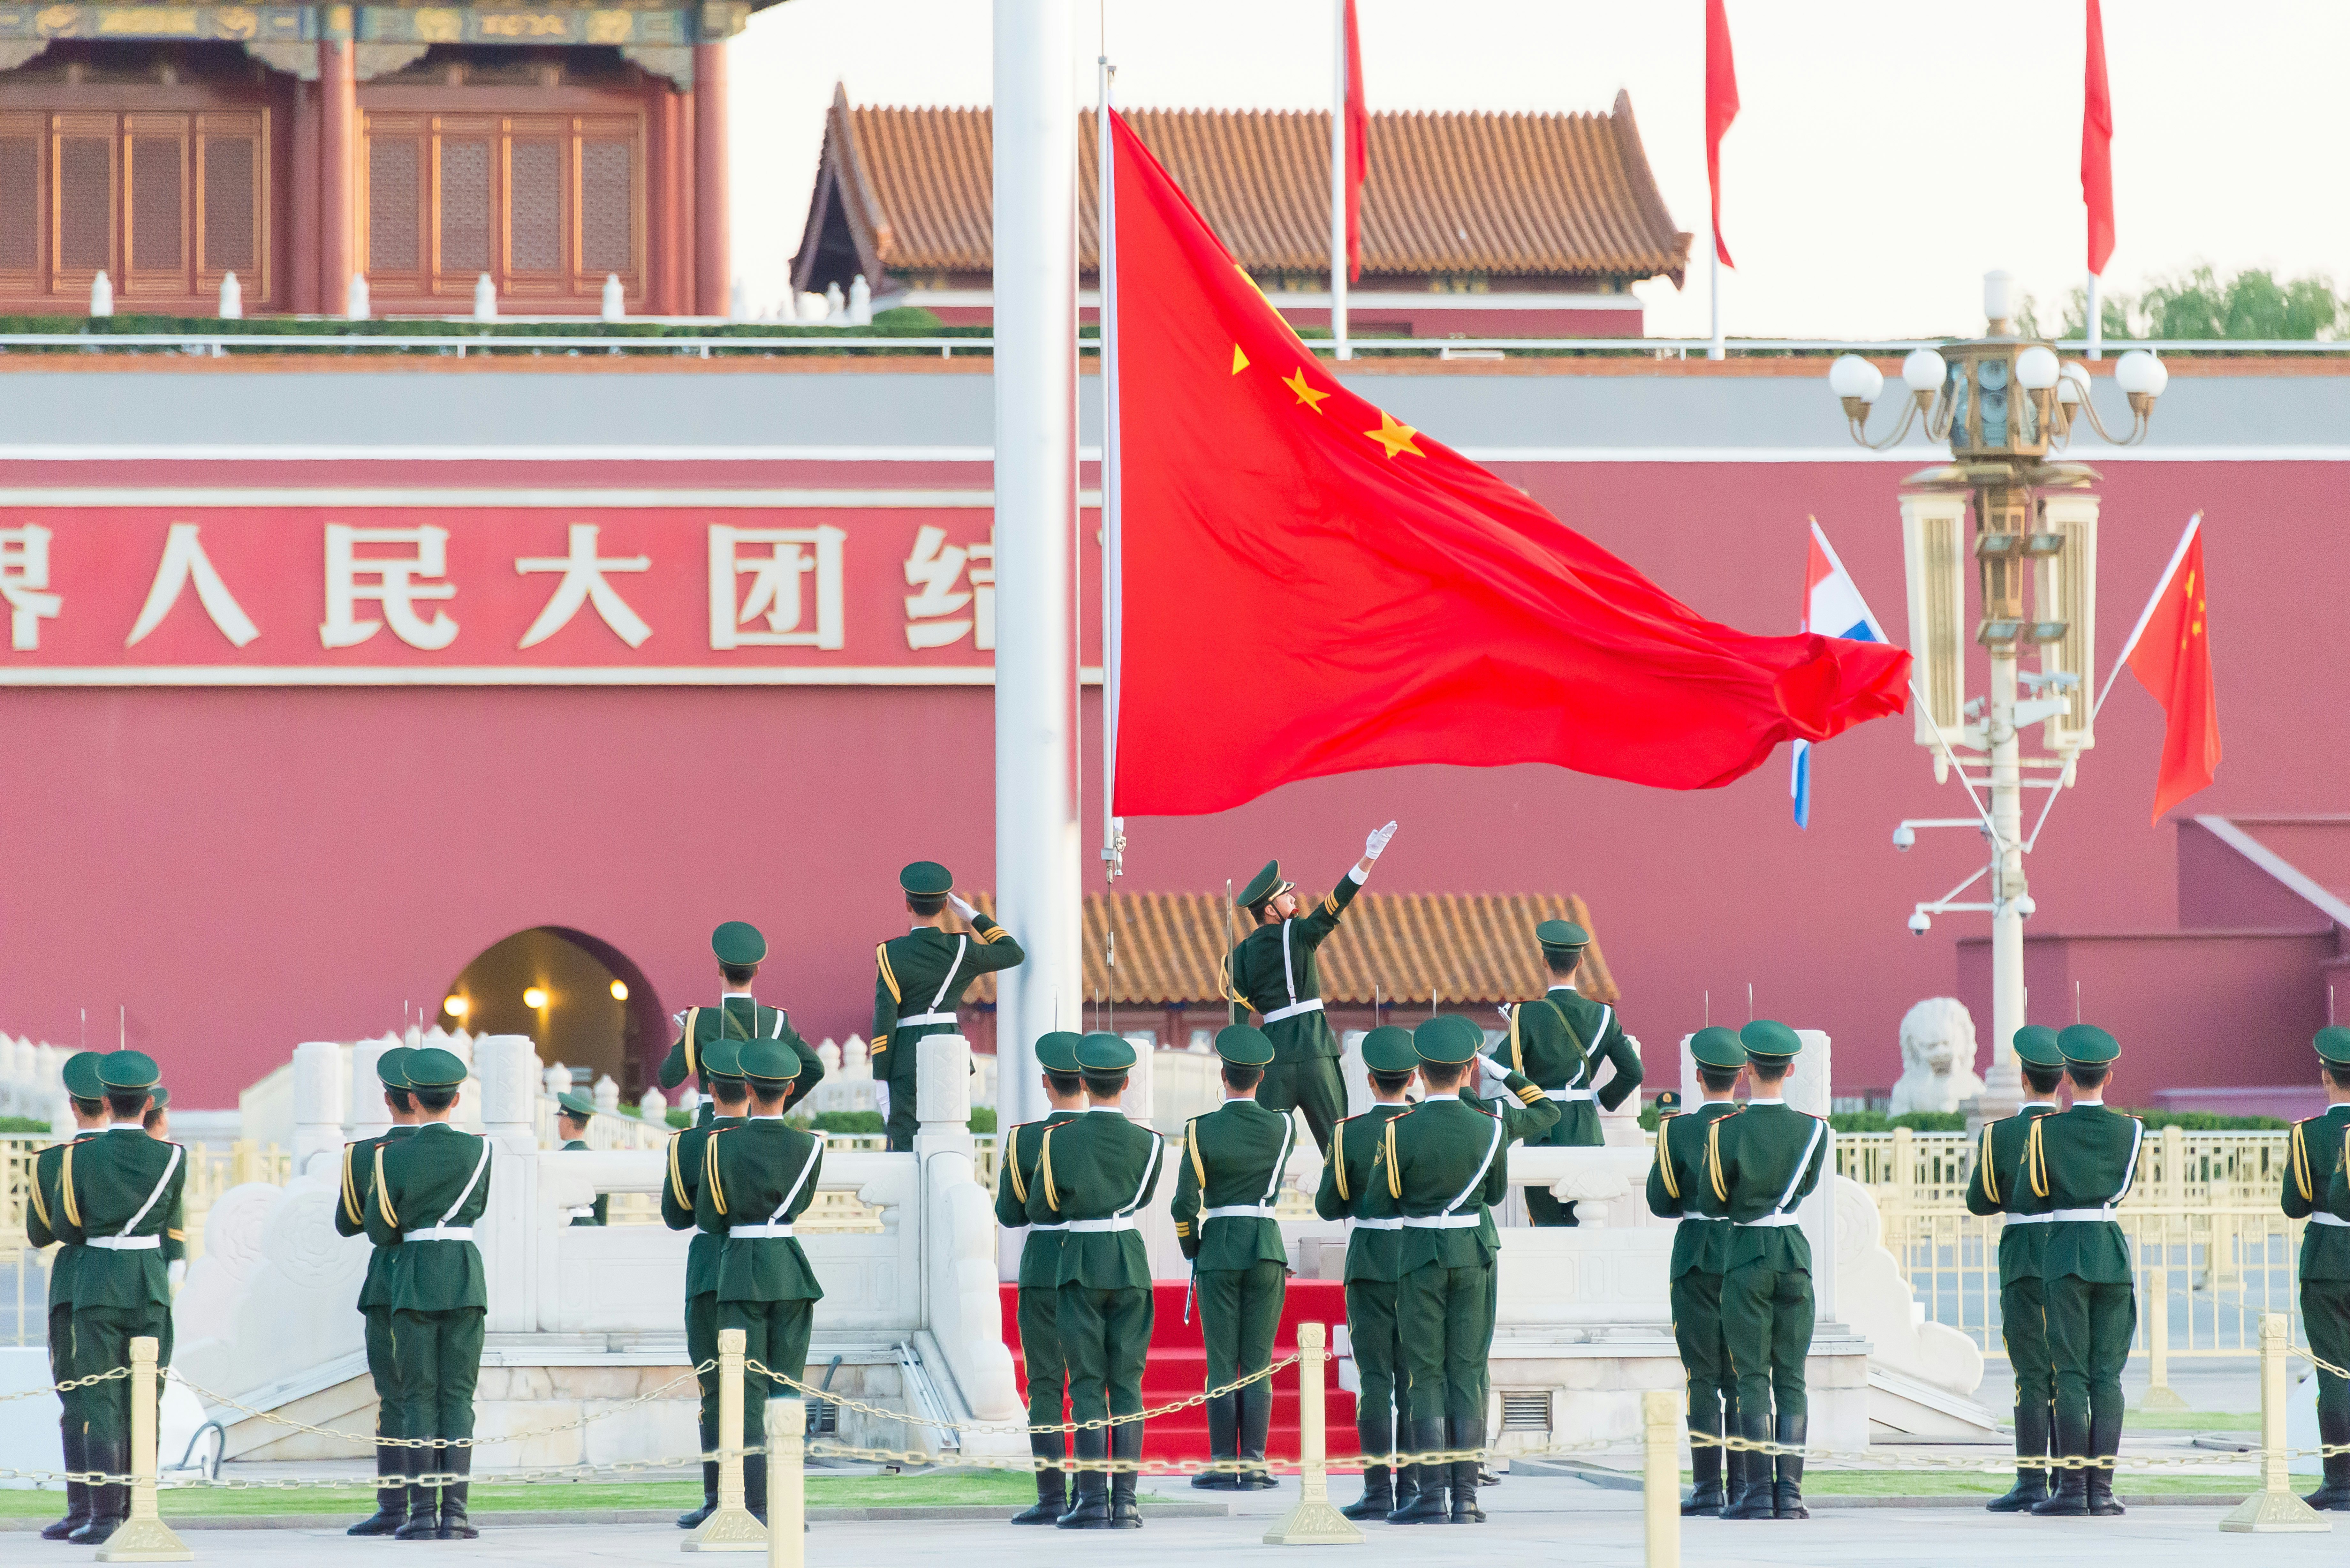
left=439, top=1137, right=493, bottom=1226
left=1280, top=921, right=1299, bottom=1008
left=1118, top=1131, right=1164, bottom=1219
left=1772, top=1118, right=1828, bottom=1215
left=1572, top=1004, right=1614, bottom=1088
left=769, top=1131, right=827, bottom=1223
left=2112, top=1118, right=2146, bottom=1205
left=1260, top=1113, right=1296, bottom=1206
left=929, top=936, right=970, bottom=1013
left=1440, top=1115, right=1505, bottom=1217
left=121, top=1143, right=184, bottom=1237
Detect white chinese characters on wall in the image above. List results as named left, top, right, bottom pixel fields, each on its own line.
left=0, top=525, right=63, bottom=650
left=708, top=524, right=847, bottom=651
left=903, top=524, right=994, bottom=650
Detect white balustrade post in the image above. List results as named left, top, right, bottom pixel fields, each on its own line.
left=217, top=271, right=242, bottom=319
left=291, top=1041, right=348, bottom=1176
left=1786, top=1030, right=1838, bottom=1324
left=601, top=273, right=625, bottom=321
left=594, top=1074, right=620, bottom=1114
left=350, top=1035, right=397, bottom=1141
left=473, top=1034, right=541, bottom=1331
left=640, top=1086, right=668, bottom=1121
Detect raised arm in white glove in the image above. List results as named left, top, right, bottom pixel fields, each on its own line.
left=1350, top=821, right=1399, bottom=884
left=947, top=892, right=979, bottom=923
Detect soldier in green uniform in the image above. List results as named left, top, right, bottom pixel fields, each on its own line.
left=335, top=1045, right=421, bottom=1536
left=1314, top=1026, right=1419, bottom=1520
left=1962, top=1024, right=2067, bottom=1513
left=660, top=921, right=826, bottom=1126
left=2015, top=1024, right=2142, bottom=1519
left=1455, top=1025, right=1563, bottom=1493
left=995, top=1031, right=1089, bottom=1524
left=51, top=1049, right=185, bottom=1546
left=363, top=1046, right=492, bottom=1540
left=873, top=863, right=1026, bottom=1153
left=22, top=1051, right=108, bottom=1542
left=696, top=1039, right=827, bottom=1526
left=662, top=1038, right=748, bottom=1529
left=1223, top=824, right=1397, bottom=1158
left=1709, top=1020, right=1828, bottom=1520
left=1171, top=1025, right=1296, bottom=1492
left=555, top=1092, right=609, bottom=1226
left=1646, top=1027, right=1748, bottom=1517
left=1026, top=1033, right=1164, bottom=1530
left=1490, top=920, right=1643, bottom=1226
left=141, top=1086, right=171, bottom=1140
left=2308, top=1028, right=2350, bottom=1509
left=1362, top=1014, right=1512, bottom=1525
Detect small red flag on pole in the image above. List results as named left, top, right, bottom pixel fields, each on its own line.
left=1342, top=0, right=1367, bottom=283
left=2082, top=0, right=2115, bottom=276
left=1704, top=0, right=1739, bottom=269
left=2113, top=516, right=2219, bottom=822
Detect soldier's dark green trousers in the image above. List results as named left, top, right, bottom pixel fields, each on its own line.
left=1523, top=1115, right=1592, bottom=1227
left=2000, top=1276, right=2054, bottom=1412
left=1669, top=1271, right=1735, bottom=1423
left=392, top=1307, right=485, bottom=1445
left=1397, top=1263, right=1491, bottom=1423
left=1199, top=1260, right=1286, bottom=1390
left=883, top=1057, right=920, bottom=1152
left=73, top=1304, right=172, bottom=1443
left=1058, top=1284, right=1153, bottom=1421
left=2303, top=1278, right=2350, bottom=1421
left=364, top=1305, right=404, bottom=1448
left=2044, top=1276, right=2135, bottom=1428
left=721, top=1300, right=814, bottom=1451
left=1721, top=1263, right=1812, bottom=1420
left=1019, top=1286, right=1067, bottom=1424
left=1345, top=1280, right=1403, bottom=1459
left=49, top=1304, right=82, bottom=1461
left=1255, top=1060, right=1346, bottom=1155
left=686, top=1291, right=720, bottom=1449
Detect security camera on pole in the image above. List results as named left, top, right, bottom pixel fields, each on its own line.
left=1827, top=272, right=2165, bottom=1126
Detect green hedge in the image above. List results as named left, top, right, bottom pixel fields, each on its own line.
left=1830, top=1111, right=1968, bottom=1134
left=0, top=1115, right=52, bottom=1134
left=0, top=305, right=974, bottom=351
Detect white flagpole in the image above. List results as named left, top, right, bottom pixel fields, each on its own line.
left=1329, top=0, right=1349, bottom=361
left=1708, top=242, right=1724, bottom=361
left=1097, top=56, right=1124, bottom=878
left=1806, top=516, right=1889, bottom=643
left=2086, top=270, right=2104, bottom=361
left=2091, top=510, right=2200, bottom=720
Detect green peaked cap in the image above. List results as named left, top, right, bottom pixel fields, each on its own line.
left=375, top=1044, right=416, bottom=1089
left=1690, top=1026, right=1747, bottom=1069
left=148, top=1086, right=170, bottom=1111
left=2057, top=1024, right=2120, bottom=1065
left=557, top=1091, right=597, bottom=1119
left=2011, top=1025, right=2066, bottom=1069
left=1215, top=1025, right=1275, bottom=1067
left=2316, top=1027, right=2350, bottom=1067
left=1739, top=1020, right=1802, bottom=1061
left=1653, top=1089, right=1682, bottom=1116
left=98, top=1050, right=161, bottom=1091
left=701, top=1037, right=746, bottom=1080
left=1077, top=1033, right=1136, bottom=1073
left=1034, top=1031, right=1085, bottom=1075
left=899, top=861, right=953, bottom=896
left=739, top=1039, right=801, bottom=1084
left=1535, top=919, right=1589, bottom=954
left=1412, top=1013, right=1485, bottom=1064
left=1359, top=1025, right=1420, bottom=1074
left=405, top=1047, right=467, bottom=1088
left=61, top=1050, right=105, bottom=1100
left=1236, top=860, right=1292, bottom=908
left=711, top=920, right=767, bottom=966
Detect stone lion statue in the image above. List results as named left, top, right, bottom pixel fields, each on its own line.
left=1889, top=998, right=1983, bottom=1115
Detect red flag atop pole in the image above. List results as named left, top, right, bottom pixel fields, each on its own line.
left=2082, top=0, right=2115, bottom=275
left=1342, top=0, right=1368, bottom=283
left=1705, top=0, right=1739, bottom=268
left=2121, top=522, right=2220, bottom=823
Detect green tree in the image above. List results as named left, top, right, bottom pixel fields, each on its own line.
left=2133, top=265, right=2338, bottom=340
left=2058, top=283, right=2136, bottom=342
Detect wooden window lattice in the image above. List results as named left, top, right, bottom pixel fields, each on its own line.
left=56, top=136, right=112, bottom=273
left=200, top=133, right=255, bottom=276
left=0, top=135, right=35, bottom=275
left=368, top=138, right=423, bottom=274
left=129, top=133, right=185, bottom=274
left=438, top=137, right=492, bottom=276
left=579, top=139, right=632, bottom=275
left=508, top=140, right=560, bottom=273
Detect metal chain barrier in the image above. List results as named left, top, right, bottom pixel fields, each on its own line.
left=742, top=1352, right=1300, bottom=1435
left=160, top=1361, right=714, bottom=1450
left=0, top=1364, right=131, bottom=1403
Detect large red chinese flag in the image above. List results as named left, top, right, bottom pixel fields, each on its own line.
left=2124, top=526, right=2220, bottom=823
left=1705, top=0, right=1739, bottom=268
left=1103, top=113, right=1910, bottom=818
left=1342, top=0, right=1368, bottom=283
left=2082, top=0, right=2115, bottom=274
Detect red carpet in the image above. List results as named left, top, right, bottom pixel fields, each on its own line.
left=999, top=1280, right=1359, bottom=1468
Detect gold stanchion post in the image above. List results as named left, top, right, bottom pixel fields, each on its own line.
left=2218, top=1313, right=2329, bottom=1533
left=95, top=1335, right=191, bottom=1563
left=765, top=1397, right=804, bottom=1568
left=1641, top=1388, right=1680, bottom=1568
left=1262, top=1323, right=1361, bottom=1545
left=684, top=1327, right=767, bottom=1552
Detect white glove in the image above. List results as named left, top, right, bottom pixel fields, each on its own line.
left=1478, top=1055, right=1510, bottom=1092
left=1364, top=821, right=1398, bottom=860
left=167, top=1259, right=186, bottom=1292
left=947, top=892, right=979, bottom=922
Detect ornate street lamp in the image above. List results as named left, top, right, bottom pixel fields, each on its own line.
left=1829, top=271, right=2166, bottom=1120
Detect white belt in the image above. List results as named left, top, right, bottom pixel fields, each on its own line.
left=1262, top=998, right=1323, bottom=1024
left=897, top=1012, right=958, bottom=1029
left=1677, top=1214, right=1730, bottom=1223
left=732, top=1223, right=796, bottom=1239
left=2048, top=1207, right=2116, bottom=1223
left=1203, top=1204, right=1277, bottom=1220
left=1402, top=1214, right=1482, bottom=1230
left=1736, top=1213, right=1803, bottom=1228
left=1542, top=1087, right=1597, bottom=1102
left=86, top=1235, right=162, bottom=1251
left=2311, top=1214, right=2350, bottom=1229
left=408, top=1226, right=476, bottom=1242
left=1066, top=1217, right=1139, bottom=1234
left=2005, top=1213, right=2054, bottom=1226
left=1349, top=1217, right=1404, bottom=1232
left=1025, top=1221, right=1068, bottom=1233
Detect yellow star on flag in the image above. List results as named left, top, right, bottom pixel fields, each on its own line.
left=1283, top=368, right=1330, bottom=412
left=1232, top=344, right=1249, bottom=374
left=1364, top=409, right=1423, bottom=459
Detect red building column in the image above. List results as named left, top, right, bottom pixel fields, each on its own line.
left=291, top=77, right=320, bottom=314
left=319, top=8, right=357, bottom=315
left=692, top=25, right=731, bottom=317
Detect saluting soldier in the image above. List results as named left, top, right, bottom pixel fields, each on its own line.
left=363, top=1046, right=492, bottom=1540
left=2014, top=1024, right=2141, bottom=1518
left=696, top=1039, right=827, bottom=1527
left=660, top=921, right=826, bottom=1127
left=1490, top=919, right=1644, bottom=1225
left=555, top=1092, right=608, bottom=1226
left=1171, top=1025, right=1296, bottom=1492
left=1223, top=823, right=1398, bottom=1157
left=1361, top=1014, right=1513, bottom=1525
left=22, top=1051, right=108, bottom=1542
left=994, top=1030, right=1089, bottom=1524
left=2296, top=1027, right=2350, bottom=1511
left=873, top=863, right=1026, bottom=1153
left=1314, top=1026, right=1419, bottom=1521
left=660, top=1038, right=747, bottom=1529
left=1645, top=1028, right=1748, bottom=1517
left=51, top=1049, right=186, bottom=1547
left=1962, top=1024, right=2068, bottom=1513
left=1708, top=1020, right=1829, bottom=1521
left=1026, top=1034, right=1164, bottom=1530
left=335, top=1045, right=421, bottom=1536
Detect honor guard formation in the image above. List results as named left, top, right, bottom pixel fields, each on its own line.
left=29, top=834, right=2350, bottom=1544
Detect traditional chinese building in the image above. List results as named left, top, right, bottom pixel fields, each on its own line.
left=0, top=0, right=774, bottom=317
left=793, top=87, right=1692, bottom=338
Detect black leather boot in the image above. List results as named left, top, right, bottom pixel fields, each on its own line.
left=1012, top=1430, right=1068, bottom=1523
left=741, top=1450, right=767, bottom=1527
left=1108, top=1422, right=1144, bottom=1528
left=1192, top=1393, right=1239, bottom=1489
left=2031, top=1409, right=2091, bottom=1517
left=1387, top=1420, right=1450, bottom=1523
left=1681, top=1406, right=1725, bottom=1516
left=1446, top=1416, right=1484, bottom=1523
left=1771, top=1412, right=1808, bottom=1519
left=395, top=1444, right=441, bottom=1539
left=1057, top=1429, right=1111, bottom=1529
left=69, top=1436, right=126, bottom=1545
left=2085, top=1405, right=2124, bottom=1516
left=436, top=1445, right=478, bottom=1541
left=1341, top=1464, right=1393, bottom=1521
left=2306, top=1410, right=2350, bottom=1509
left=1238, top=1382, right=1277, bottom=1489
left=1986, top=1400, right=2051, bottom=1512
left=42, top=1427, right=92, bottom=1540
left=678, top=1409, right=719, bottom=1528
left=349, top=1432, right=409, bottom=1536
left=1721, top=1411, right=1776, bottom=1519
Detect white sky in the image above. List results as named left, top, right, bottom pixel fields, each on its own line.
left=728, top=0, right=2350, bottom=339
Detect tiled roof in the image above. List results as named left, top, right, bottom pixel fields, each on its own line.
left=800, top=84, right=1689, bottom=287
left=955, top=892, right=1615, bottom=1007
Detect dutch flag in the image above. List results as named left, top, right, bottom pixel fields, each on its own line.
left=1791, top=518, right=1889, bottom=830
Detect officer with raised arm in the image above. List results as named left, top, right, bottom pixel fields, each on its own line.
left=1490, top=919, right=1643, bottom=1225
left=872, top=863, right=1025, bottom=1151
left=660, top=921, right=825, bottom=1126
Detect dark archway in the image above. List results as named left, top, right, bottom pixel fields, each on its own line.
left=440, top=927, right=665, bottom=1098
